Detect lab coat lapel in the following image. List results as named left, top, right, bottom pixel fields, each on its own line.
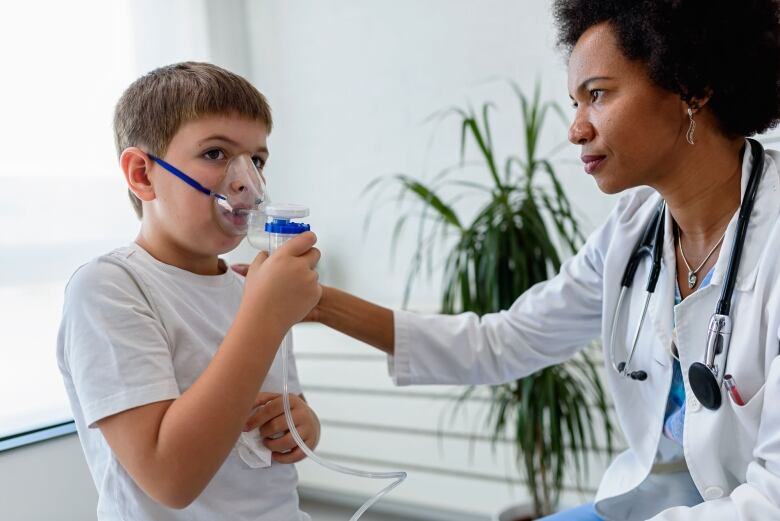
left=710, top=141, right=780, bottom=292
left=648, top=201, right=676, bottom=368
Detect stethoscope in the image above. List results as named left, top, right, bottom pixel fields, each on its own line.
left=609, top=138, right=765, bottom=410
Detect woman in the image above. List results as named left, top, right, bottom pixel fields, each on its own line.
left=307, top=1, right=780, bottom=519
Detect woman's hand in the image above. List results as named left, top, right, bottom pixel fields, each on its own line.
left=243, top=392, right=321, bottom=464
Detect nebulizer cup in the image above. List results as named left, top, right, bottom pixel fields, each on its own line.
left=247, top=204, right=407, bottom=521
left=247, top=204, right=311, bottom=251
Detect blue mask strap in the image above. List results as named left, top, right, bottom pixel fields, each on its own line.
left=147, top=153, right=226, bottom=201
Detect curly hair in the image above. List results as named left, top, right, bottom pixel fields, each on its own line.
left=553, top=0, right=780, bottom=137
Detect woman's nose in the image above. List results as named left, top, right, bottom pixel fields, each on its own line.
left=568, top=113, right=595, bottom=145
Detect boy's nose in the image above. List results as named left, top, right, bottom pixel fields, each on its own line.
left=230, top=179, right=247, bottom=193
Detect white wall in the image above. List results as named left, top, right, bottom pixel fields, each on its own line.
left=0, top=435, right=97, bottom=521
left=239, top=0, right=617, bottom=309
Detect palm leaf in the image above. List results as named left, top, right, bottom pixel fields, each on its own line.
left=369, top=81, right=615, bottom=517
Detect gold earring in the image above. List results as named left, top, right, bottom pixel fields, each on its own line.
left=686, top=107, right=696, bottom=145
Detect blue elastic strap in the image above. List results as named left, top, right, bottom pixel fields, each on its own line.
left=147, top=153, right=226, bottom=201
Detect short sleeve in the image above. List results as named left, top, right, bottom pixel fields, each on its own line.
left=58, top=256, right=181, bottom=427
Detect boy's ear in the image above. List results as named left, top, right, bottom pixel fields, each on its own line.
left=120, top=147, right=156, bottom=202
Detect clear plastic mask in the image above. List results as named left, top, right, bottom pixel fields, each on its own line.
left=148, top=153, right=269, bottom=236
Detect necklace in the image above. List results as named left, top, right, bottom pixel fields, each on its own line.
left=677, top=228, right=725, bottom=289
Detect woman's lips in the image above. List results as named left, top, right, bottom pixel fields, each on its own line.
left=581, top=154, right=607, bottom=174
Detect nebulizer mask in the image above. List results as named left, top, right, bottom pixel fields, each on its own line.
left=149, top=152, right=406, bottom=520
left=148, top=152, right=269, bottom=237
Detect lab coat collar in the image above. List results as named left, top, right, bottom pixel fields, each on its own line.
left=709, top=140, right=780, bottom=292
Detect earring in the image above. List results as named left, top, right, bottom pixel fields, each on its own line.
left=686, top=107, right=696, bottom=145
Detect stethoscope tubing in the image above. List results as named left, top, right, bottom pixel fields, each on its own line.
left=610, top=139, right=765, bottom=404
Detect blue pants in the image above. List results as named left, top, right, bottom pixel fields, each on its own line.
left=538, top=503, right=603, bottom=520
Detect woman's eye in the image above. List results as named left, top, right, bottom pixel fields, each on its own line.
left=590, top=89, right=604, bottom=102
left=252, top=156, right=266, bottom=169
left=203, top=149, right=225, bottom=161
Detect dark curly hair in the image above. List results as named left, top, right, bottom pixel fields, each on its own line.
left=553, top=0, right=780, bottom=137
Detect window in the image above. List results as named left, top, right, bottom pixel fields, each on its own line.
left=0, top=0, right=244, bottom=448
left=0, top=0, right=138, bottom=444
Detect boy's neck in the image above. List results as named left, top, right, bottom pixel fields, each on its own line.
left=135, top=232, right=225, bottom=276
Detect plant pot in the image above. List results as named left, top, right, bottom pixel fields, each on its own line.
left=493, top=502, right=537, bottom=521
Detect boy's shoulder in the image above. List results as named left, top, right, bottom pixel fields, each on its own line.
left=62, top=245, right=171, bottom=318
left=65, top=244, right=244, bottom=311
left=66, top=244, right=144, bottom=295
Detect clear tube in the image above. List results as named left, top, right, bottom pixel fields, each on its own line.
left=281, top=334, right=407, bottom=521
left=271, top=235, right=407, bottom=521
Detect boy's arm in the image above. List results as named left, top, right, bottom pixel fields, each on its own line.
left=96, top=233, right=320, bottom=509
left=312, top=286, right=395, bottom=355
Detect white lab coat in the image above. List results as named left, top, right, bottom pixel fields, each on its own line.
left=388, top=141, right=780, bottom=520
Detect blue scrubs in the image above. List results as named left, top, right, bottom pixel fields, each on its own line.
left=538, top=503, right=602, bottom=520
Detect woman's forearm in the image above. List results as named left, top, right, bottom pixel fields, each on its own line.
left=316, top=286, right=395, bottom=355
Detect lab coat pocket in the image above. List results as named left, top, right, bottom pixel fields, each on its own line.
left=728, top=382, right=765, bottom=427
left=726, top=382, right=765, bottom=476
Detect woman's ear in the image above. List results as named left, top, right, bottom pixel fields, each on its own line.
left=687, top=88, right=713, bottom=113
left=120, top=147, right=156, bottom=202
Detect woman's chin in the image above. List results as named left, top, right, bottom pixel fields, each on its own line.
left=593, top=173, right=635, bottom=195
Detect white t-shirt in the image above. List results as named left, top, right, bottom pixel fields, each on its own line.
left=57, top=243, right=311, bottom=521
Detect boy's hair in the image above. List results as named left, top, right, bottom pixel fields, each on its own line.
left=114, top=62, right=273, bottom=219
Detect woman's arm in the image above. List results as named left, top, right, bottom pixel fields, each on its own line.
left=311, top=286, right=395, bottom=355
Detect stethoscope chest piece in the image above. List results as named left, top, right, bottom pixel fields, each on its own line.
left=688, top=313, right=732, bottom=410
left=689, top=362, right=722, bottom=410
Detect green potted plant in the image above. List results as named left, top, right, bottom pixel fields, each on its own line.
left=367, top=83, right=615, bottom=519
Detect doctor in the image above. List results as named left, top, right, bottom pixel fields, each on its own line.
left=306, top=0, right=780, bottom=519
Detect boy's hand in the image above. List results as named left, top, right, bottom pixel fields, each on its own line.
left=244, top=392, right=321, bottom=464
left=242, top=232, right=322, bottom=334
left=231, top=254, right=324, bottom=324
left=231, top=263, right=250, bottom=277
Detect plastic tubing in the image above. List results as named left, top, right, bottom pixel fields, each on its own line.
left=270, top=232, right=407, bottom=521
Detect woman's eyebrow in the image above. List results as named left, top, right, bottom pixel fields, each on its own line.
left=571, top=76, right=614, bottom=97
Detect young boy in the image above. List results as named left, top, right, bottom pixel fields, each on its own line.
left=57, top=62, right=321, bottom=520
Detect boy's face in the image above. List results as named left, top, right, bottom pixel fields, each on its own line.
left=145, top=114, right=269, bottom=261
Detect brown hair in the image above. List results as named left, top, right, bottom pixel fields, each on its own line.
left=113, top=62, right=273, bottom=218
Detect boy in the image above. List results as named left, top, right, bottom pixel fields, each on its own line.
left=57, top=62, right=321, bottom=520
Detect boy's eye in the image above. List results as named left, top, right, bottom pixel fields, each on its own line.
left=589, top=89, right=604, bottom=103
left=252, top=156, right=266, bottom=169
left=203, top=149, right=225, bottom=161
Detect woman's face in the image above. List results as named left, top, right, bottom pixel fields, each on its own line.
left=567, top=22, right=689, bottom=194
